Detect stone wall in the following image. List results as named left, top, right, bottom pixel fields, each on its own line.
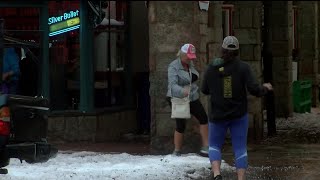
left=233, top=1, right=264, bottom=141
left=47, top=110, right=137, bottom=142
left=297, top=1, right=319, bottom=107
left=148, top=1, right=222, bottom=154
left=270, top=1, right=293, bottom=117
left=200, top=1, right=223, bottom=114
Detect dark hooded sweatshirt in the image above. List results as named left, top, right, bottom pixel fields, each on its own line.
left=201, top=58, right=268, bottom=122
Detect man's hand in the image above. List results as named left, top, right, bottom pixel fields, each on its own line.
left=263, top=83, right=273, bottom=91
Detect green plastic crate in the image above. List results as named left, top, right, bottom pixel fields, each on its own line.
left=292, top=80, right=312, bottom=113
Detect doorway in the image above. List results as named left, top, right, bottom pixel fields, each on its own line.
left=92, top=1, right=151, bottom=138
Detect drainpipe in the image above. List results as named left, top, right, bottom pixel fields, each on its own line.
left=263, top=1, right=276, bottom=136
left=125, top=2, right=133, bottom=106
left=79, top=0, right=94, bottom=112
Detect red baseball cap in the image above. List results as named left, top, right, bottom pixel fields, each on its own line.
left=181, top=44, right=196, bottom=59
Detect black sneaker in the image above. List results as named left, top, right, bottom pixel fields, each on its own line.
left=209, top=173, right=222, bottom=180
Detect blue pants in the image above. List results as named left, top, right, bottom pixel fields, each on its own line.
left=208, top=114, right=249, bottom=169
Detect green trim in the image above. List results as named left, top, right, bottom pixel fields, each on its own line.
left=79, top=0, right=94, bottom=112
left=39, top=1, right=50, bottom=99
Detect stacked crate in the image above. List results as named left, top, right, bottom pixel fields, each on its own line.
left=292, top=80, right=312, bottom=113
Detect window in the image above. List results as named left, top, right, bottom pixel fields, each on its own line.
left=222, top=4, right=234, bottom=38
left=93, top=1, right=128, bottom=108
left=48, top=1, right=80, bottom=110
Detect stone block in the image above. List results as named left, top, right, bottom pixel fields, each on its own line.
left=213, top=27, right=223, bottom=42
left=272, top=42, right=290, bottom=57
left=78, top=116, right=97, bottom=141
left=198, top=12, right=208, bottom=24
left=252, top=7, right=262, bottom=28
left=234, top=1, right=262, bottom=6
left=149, top=53, right=156, bottom=72
left=155, top=52, right=178, bottom=72
left=209, top=3, right=222, bottom=28
left=199, top=24, right=208, bottom=36
left=148, top=1, right=156, bottom=23
left=272, top=1, right=289, bottom=8
left=240, top=45, right=254, bottom=61
left=64, top=117, right=79, bottom=141
left=299, top=60, right=314, bottom=75
left=274, top=82, right=291, bottom=98
left=272, top=57, right=291, bottom=83
left=199, top=37, right=208, bottom=53
left=120, top=110, right=137, bottom=129
left=234, top=29, right=260, bottom=45
left=149, top=71, right=167, bottom=98
left=271, top=8, right=288, bottom=26
left=48, top=117, right=65, bottom=133
left=196, top=53, right=207, bottom=70
left=155, top=113, right=175, bottom=136
left=233, top=7, right=240, bottom=29
left=248, top=113, right=254, bottom=129
left=149, top=23, right=200, bottom=53
left=205, top=28, right=223, bottom=44
left=247, top=61, right=263, bottom=82
left=274, top=95, right=292, bottom=117
left=300, top=33, right=316, bottom=53
left=272, top=27, right=289, bottom=41
left=239, top=7, right=253, bottom=28
left=208, top=43, right=222, bottom=60
left=253, top=45, right=261, bottom=61
left=95, top=113, right=120, bottom=141
left=155, top=95, right=171, bottom=114
left=155, top=1, right=195, bottom=24
left=96, top=111, right=137, bottom=142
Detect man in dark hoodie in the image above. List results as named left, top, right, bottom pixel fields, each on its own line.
left=201, top=36, right=273, bottom=180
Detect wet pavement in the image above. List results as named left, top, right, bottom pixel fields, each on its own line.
left=217, top=144, right=320, bottom=180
